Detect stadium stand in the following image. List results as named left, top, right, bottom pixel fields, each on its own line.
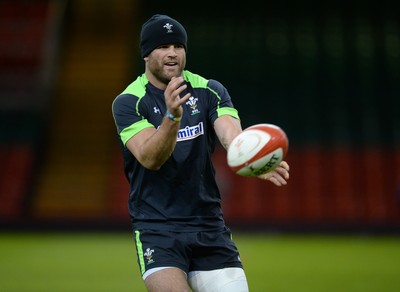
left=0, top=0, right=52, bottom=222
left=1, top=0, right=399, bottom=232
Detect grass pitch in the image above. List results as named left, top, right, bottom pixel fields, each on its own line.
left=0, top=232, right=399, bottom=291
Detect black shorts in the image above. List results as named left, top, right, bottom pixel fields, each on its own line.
left=133, top=227, right=243, bottom=276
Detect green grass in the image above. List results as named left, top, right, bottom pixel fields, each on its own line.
left=236, top=234, right=400, bottom=292
left=0, top=232, right=399, bottom=291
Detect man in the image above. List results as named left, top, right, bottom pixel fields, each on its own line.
left=112, top=14, right=290, bottom=292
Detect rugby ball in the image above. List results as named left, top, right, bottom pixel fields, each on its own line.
left=227, top=123, right=289, bottom=176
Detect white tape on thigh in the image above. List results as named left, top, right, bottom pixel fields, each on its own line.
left=188, top=267, right=249, bottom=292
left=143, top=266, right=177, bottom=280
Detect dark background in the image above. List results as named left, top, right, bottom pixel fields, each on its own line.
left=0, top=0, right=399, bottom=232
left=141, top=0, right=399, bottom=147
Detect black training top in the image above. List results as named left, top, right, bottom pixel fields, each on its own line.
left=112, top=70, right=240, bottom=232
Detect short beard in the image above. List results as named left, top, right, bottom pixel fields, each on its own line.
left=151, top=65, right=182, bottom=86
left=156, top=73, right=171, bottom=86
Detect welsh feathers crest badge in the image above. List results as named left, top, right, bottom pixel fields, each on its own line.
left=163, top=23, right=174, bottom=33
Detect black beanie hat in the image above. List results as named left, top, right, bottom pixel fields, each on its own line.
left=140, top=14, right=187, bottom=58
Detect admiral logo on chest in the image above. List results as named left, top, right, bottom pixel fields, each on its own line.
left=177, top=122, right=204, bottom=141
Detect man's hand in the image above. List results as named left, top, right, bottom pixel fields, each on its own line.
left=164, top=76, right=191, bottom=117
left=258, top=161, right=290, bottom=186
